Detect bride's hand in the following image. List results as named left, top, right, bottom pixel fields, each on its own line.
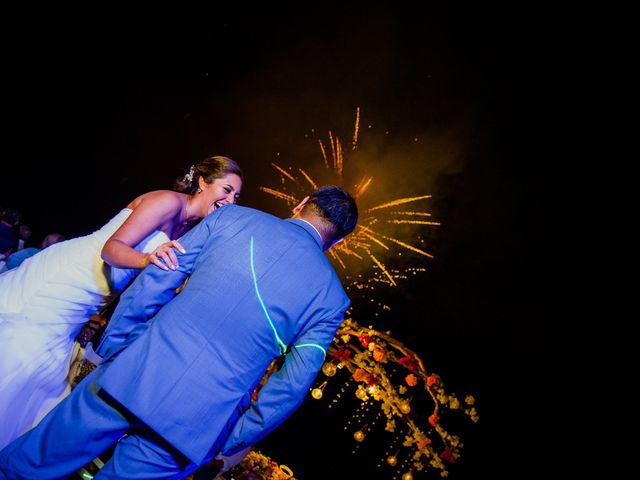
left=148, top=240, right=186, bottom=271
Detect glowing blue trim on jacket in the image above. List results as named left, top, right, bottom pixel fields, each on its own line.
left=293, top=343, right=326, bottom=359
left=250, top=237, right=287, bottom=355
left=250, top=237, right=327, bottom=360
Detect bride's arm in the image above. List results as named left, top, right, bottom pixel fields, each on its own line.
left=101, top=191, right=183, bottom=270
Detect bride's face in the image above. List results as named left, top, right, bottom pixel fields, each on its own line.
left=198, top=173, right=242, bottom=217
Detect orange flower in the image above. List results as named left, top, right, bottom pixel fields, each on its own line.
left=358, top=333, right=372, bottom=348
left=353, top=368, right=367, bottom=382
left=426, top=374, right=438, bottom=386
left=418, top=437, right=432, bottom=449
left=428, top=413, right=439, bottom=426
left=373, top=347, right=387, bottom=362
left=405, top=373, right=418, bottom=387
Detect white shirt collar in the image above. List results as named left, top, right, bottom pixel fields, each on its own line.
left=296, top=218, right=322, bottom=242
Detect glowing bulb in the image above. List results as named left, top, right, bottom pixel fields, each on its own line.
left=399, top=401, right=411, bottom=414
left=322, top=362, right=337, bottom=377
left=386, top=455, right=397, bottom=466
left=353, top=430, right=365, bottom=442
left=402, top=472, right=413, bottom=480
left=355, top=386, right=368, bottom=400
left=311, top=388, right=323, bottom=399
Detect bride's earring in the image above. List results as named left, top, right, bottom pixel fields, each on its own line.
left=197, top=188, right=202, bottom=193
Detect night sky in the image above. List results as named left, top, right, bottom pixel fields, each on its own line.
left=3, top=3, right=633, bottom=479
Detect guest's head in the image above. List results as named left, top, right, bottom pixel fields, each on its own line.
left=41, top=233, right=66, bottom=249
left=1, top=208, right=22, bottom=226
left=19, top=225, right=32, bottom=242
left=297, top=185, right=358, bottom=250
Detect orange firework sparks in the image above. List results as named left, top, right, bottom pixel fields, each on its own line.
left=318, top=139, right=329, bottom=169
left=370, top=254, right=397, bottom=286
left=352, top=106, right=360, bottom=150
left=271, top=163, right=297, bottom=184
left=366, top=195, right=433, bottom=212
left=260, top=108, right=439, bottom=292
left=393, top=211, right=433, bottom=216
left=379, top=235, right=434, bottom=258
left=355, top=176, right=373, bottom=198
left=360, top=230, right=390, bottom=251
left=299, top=168, right=317, bottom=189
left=258, top=187, right=298, bottom=204
left=388, top=219, right=441, bottom=226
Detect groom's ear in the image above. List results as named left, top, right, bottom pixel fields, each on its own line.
left=292, top=196, right=310, bottom=217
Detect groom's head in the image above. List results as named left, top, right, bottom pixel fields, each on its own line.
left=295, top=186, right=358, bottom=250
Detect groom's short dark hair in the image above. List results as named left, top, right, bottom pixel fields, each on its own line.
left=305, top=186, right=358, bottom=240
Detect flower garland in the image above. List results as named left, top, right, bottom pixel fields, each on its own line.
left=310, top=317, right=478, bottom=478
left=220, top=450, right=295, bottom=480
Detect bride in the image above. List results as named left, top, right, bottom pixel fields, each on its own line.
left=0, top=155, right=243, bottom=450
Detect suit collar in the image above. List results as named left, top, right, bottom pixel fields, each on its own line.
left=285, top=218, right=323, bottom=249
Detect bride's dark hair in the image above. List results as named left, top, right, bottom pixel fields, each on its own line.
left=174, top=155, right=243, bottom=195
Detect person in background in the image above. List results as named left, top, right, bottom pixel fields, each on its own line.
left=0, top=207, right=21, bottom=260
left=0, top=232, right=66, bottom=273
left=16, top=224, right=33, bottom=251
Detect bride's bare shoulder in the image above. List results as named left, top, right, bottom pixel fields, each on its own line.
left=127, top=190, right=186, bottom=210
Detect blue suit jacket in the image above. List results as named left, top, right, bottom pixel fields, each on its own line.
left=96, top=205, right=350, bottom=465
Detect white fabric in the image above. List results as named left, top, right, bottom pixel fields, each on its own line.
left=0, top=208, right=169, bottom=449
left=213, top=446, right=251, bottom=479
left=83, top=342, right=104, bottom=366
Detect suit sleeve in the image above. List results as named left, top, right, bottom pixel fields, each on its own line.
left=96, top=211, right=222, bottom=361
left=220, top=296, right=350, bottom=456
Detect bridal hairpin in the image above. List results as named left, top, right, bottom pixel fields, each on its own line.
left=184, top=165, right=195, bottom=184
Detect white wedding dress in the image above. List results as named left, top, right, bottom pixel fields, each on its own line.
left=0, top=208, right=169, bottom=449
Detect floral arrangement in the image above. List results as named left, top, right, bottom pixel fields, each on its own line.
left=220, top=450, right=295, bottom=480
left=310, top=317, right=478, bottom=479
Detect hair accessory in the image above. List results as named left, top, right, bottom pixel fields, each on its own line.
left=183, top=165, right=195, bottom=184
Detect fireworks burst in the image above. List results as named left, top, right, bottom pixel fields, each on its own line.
left=260, top=108, right=440, bottom=297
left=253, top=111, right=478, bottom=480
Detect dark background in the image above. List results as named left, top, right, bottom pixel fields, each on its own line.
left=2, top=2, right=633, bottom=479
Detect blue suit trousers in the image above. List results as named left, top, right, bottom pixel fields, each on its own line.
left=0, top=368, right=198, bottom=480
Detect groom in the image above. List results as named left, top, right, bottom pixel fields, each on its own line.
left=0, top=185, right=358, bottom=479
